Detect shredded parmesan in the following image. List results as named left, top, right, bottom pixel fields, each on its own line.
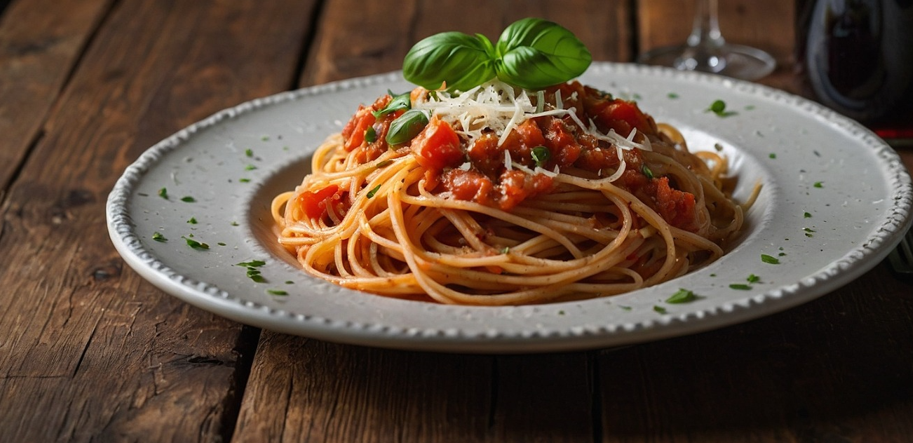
left=413, top=79, right=651, bottom=182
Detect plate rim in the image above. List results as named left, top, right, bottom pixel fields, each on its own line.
left=106, top=62, right=913, bottom=353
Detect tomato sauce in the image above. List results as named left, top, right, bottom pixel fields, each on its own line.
left=339, top=84, right=699, bottom=231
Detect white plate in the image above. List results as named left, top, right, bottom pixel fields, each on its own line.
left=107, top=63, right=913, bottom=353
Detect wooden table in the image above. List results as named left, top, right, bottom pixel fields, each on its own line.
left=3, top=0, right=912, bottom=441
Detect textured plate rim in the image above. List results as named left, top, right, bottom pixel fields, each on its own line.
left=106, top=63, right=913, bottom=353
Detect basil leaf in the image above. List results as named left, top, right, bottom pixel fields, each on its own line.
left=373, top=90, right=411, bottom=118
left=386, top=109, right=429, bottom=145
left=403, top=32, right=497, bottom=92
left=495, top=18, right=591, bottom=90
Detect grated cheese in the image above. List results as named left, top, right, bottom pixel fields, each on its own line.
left=413, top=79, right=650, bottom=182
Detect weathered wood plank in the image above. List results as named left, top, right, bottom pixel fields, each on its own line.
left=637, top=0, right=794, bottom=63
left=0, top=0, right=317, bottom=440
left=300, top=0, right=631, bottom=87
left=596, top=264, right=913, bottom=442
left=0, top=0, right=111, bottom=195
left=237, top=1, right=629, bottom=441
left=234, top=336, right=495, bottom=442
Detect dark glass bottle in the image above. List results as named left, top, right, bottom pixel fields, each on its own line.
left=796, top=0, right=913, bottom=127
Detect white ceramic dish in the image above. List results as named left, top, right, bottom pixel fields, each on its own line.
left=107, top=63, right=913, bottom=353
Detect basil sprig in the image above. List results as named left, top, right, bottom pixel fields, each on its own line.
left=403, top=18, right=591, bottom=92
left=373, top=90, right=412, bottom=118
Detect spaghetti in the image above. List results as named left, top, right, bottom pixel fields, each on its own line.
left=272, top=80, right=754, bottom=305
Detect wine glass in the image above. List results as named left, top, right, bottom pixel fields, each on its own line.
left=637, top=0, right=776, bottom=81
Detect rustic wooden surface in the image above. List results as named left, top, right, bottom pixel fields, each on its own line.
left=1, top=0, right=911, bottom=441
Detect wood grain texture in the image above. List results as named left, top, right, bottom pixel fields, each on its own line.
left=237, top=1, right=630, bottom=441
left=637, top=0, right=794, bottom=65
left=2, top=0, right=912, bottom=442
left=637, top=0, right=802, bottom=100
left=597, top=264, right=913, bottom=442
left=300, top=0, right=632, bottom=87
left=234, top=332, right=598, bottom=442
left=0, top=0, right=111, bottom=194
left=0, top=0, right=316, bottom=440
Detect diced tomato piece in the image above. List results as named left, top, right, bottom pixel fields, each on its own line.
left=343, top=109, right=376, bottom=151
left=497, top=169, right=554, bottom=210
left=595, top=99, right=650, bottom=136
left=652, top=177, right=697, bottom=231
left=467, top=134, right=503, bottom=177
left=410, top=118, right=463, bottom=170
left=297, top=185, right=342, bottom=219
left=540, top=117, right=580, bottom=167
left=515, top=119, right=547, bottom=150
left=442, top=169, right=494, bottom=206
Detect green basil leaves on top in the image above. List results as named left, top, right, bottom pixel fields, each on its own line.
left=386, top=109, right=430, bottom=146
left=403, top=32, right=498, bottom=92
left=495, top=18, right=592, bottom=90
left=403, top=18, right=591, bottom=92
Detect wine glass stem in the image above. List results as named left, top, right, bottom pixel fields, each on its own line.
left=676, top=0, right=727, bottom=72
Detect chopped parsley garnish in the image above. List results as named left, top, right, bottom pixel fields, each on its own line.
left=158, top=188, right=168, bottom=199
left=245, top=148, right=253, bottom=157
left=246, top=268, right=265, bottom=283
left=237, top=260, right=266, bottom=267
left=747, top=274, right=760, bottom=283
left=804, top=212, right=812, bottom=218
left=237, top=260, right=267, bottom=282
left=267, top=289, right=288, bottom=296
left=706, top=100, right=737, bottom=117
left=667, top=92, right=679, bottom=99
left=182, top=236, right=209, bottom=250
left=714, top=143, right=724, bottom=152
left=813, top=181, right=823, bottom=188
left=187, top=217, right=197, bottom=224
left=152, top=232, right=167, bottom=242
left=245, top=164, right=257, bottom=171
left=285, top=280, right=294, bottom=285
left=769, top=153, right=777, bottom=159
left=666, top=288, right=697, bottom=304
left=181, top=196, right=196, bottom=203
left=375, top=159, right=393, bottom=168
left=619, top=305, right=632, bottom=311
left=531, top=145, right=551, bottom=168
left=366, top=184, right=382, bottom=198
left=641, top=164, right=654, bottom=179
left=761, top=254, right=780, bottom=264
left=729, top=283, right=752, bottom=290
left=217, top=242, right=226, bottom=246
left=653, top=305, right=667, bottom=314
left=500, top=246, right=510, bottom=254
left=239, top=178, right=251, bottom=183
left=231, top=221, right=239, bottom=226
left=261, top=135, right=270, bottom=141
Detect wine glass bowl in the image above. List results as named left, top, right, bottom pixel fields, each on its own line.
left=638, top=0, right=777, bottom=81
